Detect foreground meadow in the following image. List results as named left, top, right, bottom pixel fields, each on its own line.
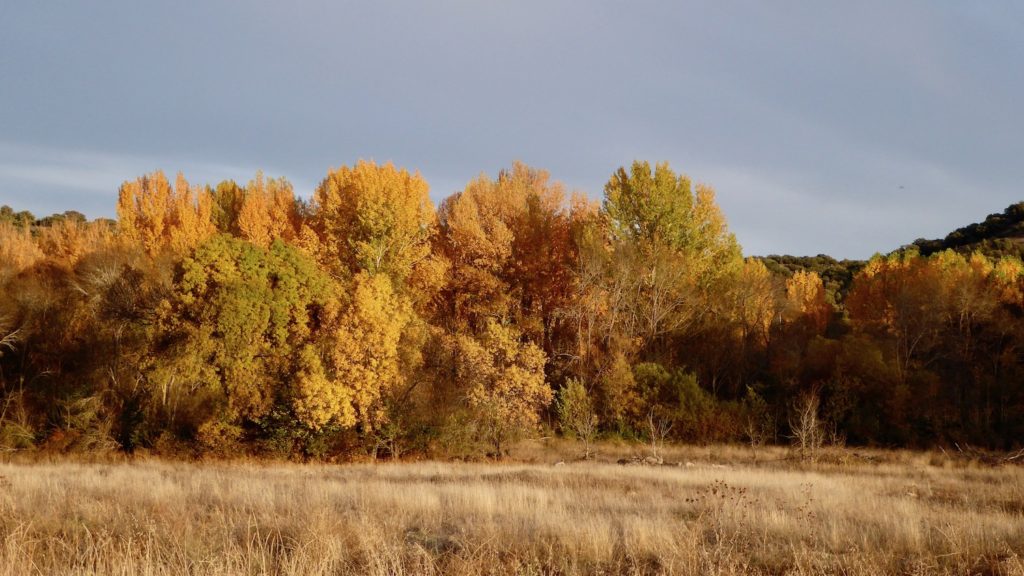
left=0, top=446, right=1022, bottom=575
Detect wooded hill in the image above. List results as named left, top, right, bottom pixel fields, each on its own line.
left=911, top=202, right=1024, bottom=259
left=1, top=163, right=1022, bottom=458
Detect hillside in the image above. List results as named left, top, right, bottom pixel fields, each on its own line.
left=910, top=201, right=1024, bottom=259
left=758, top=201, right=1024, bottom=303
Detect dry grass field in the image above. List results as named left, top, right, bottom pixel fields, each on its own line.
left=0, top=444, right=1022, bottom=575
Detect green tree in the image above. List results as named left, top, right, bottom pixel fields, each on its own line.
left=601, top=161, right=742, bottom=347
left=154, top=235, right=334, bottom=443
left=556, top=377, right=599, bottom=459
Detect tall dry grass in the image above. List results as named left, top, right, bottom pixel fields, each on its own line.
left=0, top=449, right=1021, bottom=575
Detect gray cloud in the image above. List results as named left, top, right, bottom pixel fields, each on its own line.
left=2, top=0, right=1021, bottom=258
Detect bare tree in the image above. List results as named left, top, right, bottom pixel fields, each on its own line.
left=789, top=390, right=824, bottom=462
left=646, top=410, right=674, bottom=463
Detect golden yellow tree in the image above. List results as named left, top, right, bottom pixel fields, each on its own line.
left=311, top=160, right=436, bottom=284
left=0, top=223, right=42, bottom=283
left=295, top=272, right=412, bottom=430
left=601, top=161, right=742, bottom=344
left=783, top=270, right=830, bottom=333
left=116, top=171, right=215, bottom=256
left=237, top=172, right=300, bottom=247
left=304, top=161, right=440, bottom=438
left=732, top=258, right=779, bottom=348
left=992, top=256, right=1024, bottom=307
left=455, top=320, right=551, bottom=456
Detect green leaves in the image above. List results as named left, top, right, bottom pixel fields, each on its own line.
left=160, top=234, right=333, bottom=425
left=604, top=160, right=695, bottom=248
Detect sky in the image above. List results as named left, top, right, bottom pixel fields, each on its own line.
left=2, top=1, right=1022, bottom=259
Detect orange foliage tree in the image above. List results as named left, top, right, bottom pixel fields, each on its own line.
left=116, top=171, right=215, bottom=256
left=437, top=162, right=575, bottom=350
left=236, top=172, right=301, bottom=247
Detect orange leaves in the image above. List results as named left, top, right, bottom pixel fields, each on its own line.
left=0, top=222, right=42, bottom=281
left=784, top=270, right=829, bottom=333
left=116, top=171, right=215, bottom=256
left=236, top=172, right=300, bottom=248
left=437, top=162, right=575, bottom=343
left=846, top=249, right=1020, bottom=380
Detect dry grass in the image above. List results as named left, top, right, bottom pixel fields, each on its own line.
left=0, top=445, right=1022, bottom=575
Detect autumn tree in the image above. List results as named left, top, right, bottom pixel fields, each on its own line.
left=846, top=250, right=946, bottom=383
left=783, top=270, right=830, bottom=333
left=311, top=160, right=436, bottom=285
left=455, top=320, right=551, bottom=457
left=0, top=222, right=42, bottom=284
left=210, top=180, right=246, bottom=235
left=152, top=235, right=334, bottom=445
left=0, top=217, right=147, bottom=452
left=437, top=162, right=576, bottom=351
left=556, top=377, right=599, bottom=459
left=236, top=172, right=301, bottom=247
left=0, top=206, right=35, bottom=229
left=296, top=272, right=412, bottom=431
left=569, top=162, right=742, bottom=430
left=116, top=171, right=215, bottom=256
left=601, top=161, right=742, bottom=349
left=692, top=258, right=781, bottom=397
left=304, top=161, right=443, bottom=452
left=436, top=175, right=515, bottom=328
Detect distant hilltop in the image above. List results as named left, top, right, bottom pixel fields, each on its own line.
left=910, top=201, right=1024, bottom=260
left=758, top=200, right=1024, bottom=304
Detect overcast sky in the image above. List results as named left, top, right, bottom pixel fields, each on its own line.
left=2, top=1, right=1022, bottom=258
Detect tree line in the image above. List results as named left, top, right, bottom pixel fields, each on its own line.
left=1, top=161, right=1022, bottom=458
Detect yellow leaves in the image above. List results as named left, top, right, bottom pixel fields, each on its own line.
left=116, top=171, right=215, bottom=256
left=692, top=183, right=742, bottom=277
left=292, top=345, right=356, bottom=430
left=237, top=172, right=299, bottom=248
left=0, top=222, right=42, bottom=280
left=590, top=161, right=743, bottom=353
left=312, top=160, right=436, bottom=283
left=597, top=351, right=641, bottom=425
left=456, top=320, right=551, bottom=451
left=992, top=257, right=1024, bottom=306
left=603, top=160, right=692, bottom=246
left=732, top=258, right=778, bottom=341
left=325, top=272, right=413, bottom=429
left=785, top=270, right=829, bottom=332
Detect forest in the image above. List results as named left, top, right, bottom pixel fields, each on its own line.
left=1, top=160, right=1023, bottom=459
